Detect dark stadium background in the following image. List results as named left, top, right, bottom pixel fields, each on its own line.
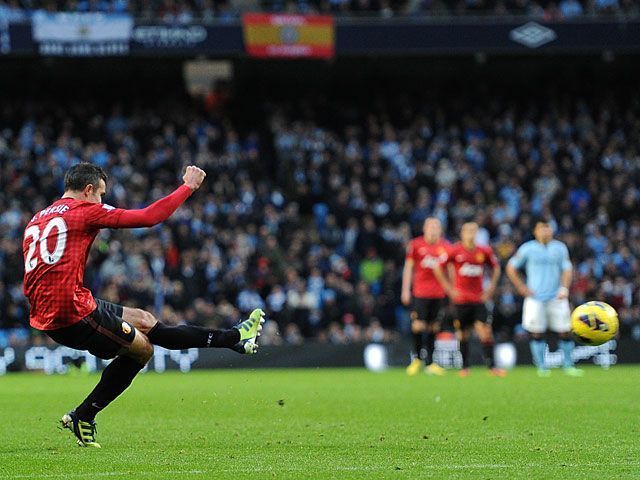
left=1, top=9, right=640, bottom=371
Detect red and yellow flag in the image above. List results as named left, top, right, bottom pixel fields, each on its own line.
left=242, top=13, right=335, bottom=59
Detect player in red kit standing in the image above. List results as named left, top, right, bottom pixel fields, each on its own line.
left=433, top=222, right=504, bottom=377
left=23, top=163, right=265, bottom=448
left=401, top=217, right=449, bottom=376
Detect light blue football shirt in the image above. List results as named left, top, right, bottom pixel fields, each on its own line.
left=508, top=239, right=572, bottom=302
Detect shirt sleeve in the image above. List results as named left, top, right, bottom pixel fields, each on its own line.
left=508, top=243, right=528, bottom=269
left=84, top=185, right=193, bottom=229
left=82, top=203, right=127, bottom=229
left=405, top=240, right=415, bottom=261
left=560, top=243, right=572, bottom=272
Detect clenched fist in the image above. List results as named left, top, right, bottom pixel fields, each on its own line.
left=183, top=165, right=206, bottom=191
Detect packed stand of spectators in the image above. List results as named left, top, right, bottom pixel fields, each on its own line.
left=1, top=90, right=640, bottom=350
left=1, top=0, right=639, bottom=22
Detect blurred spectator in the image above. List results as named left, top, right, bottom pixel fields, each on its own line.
left=559, top=0, right=584, bottom=17
left=2, top=0, right=639, bottom=20
left=1, top=89, right=640, bottom=348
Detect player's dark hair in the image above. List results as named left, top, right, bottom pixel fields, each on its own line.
left=533, top=218, right=549, bottom=229
left=64, top=163, right=108, bottom=192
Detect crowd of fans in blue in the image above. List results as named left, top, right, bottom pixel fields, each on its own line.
left=1, top=0, right=638, bottom=23
left=0, top=91, right=639, bottom=349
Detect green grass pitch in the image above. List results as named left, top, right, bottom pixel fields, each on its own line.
left=1, top=366, right=639, bottom=479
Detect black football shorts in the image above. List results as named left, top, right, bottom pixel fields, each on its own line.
left=453, top=303, right=488, bottom=330
left=411, top=297, right=446, bottom=325
left=46, top=298, right=135, bottom=359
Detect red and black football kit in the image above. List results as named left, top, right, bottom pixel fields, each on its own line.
left=445, top=242, right=499, bottom=328
left=23, top=185, right=193, bottom=358
left=405, top=237, right=450, bottom=324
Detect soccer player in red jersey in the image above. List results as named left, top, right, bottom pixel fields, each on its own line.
left=433, top=222, right=504, bottom=377
left=401, top=217, right=449, bottom=376
left=22, top=163, right=265, bottom=448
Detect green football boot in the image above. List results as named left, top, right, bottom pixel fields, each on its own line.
left=60, top=410, right=101, bottom=448
left=232, top=308, right=265, bottom=355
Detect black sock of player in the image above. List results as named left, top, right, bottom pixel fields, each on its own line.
left=460, top=340, right=470, bottom=368
left=146, top=322, right=240, bottom=350
left=482, top=342, right=495, bottom=368
left=75, top=356, right=145, bottom=422
left=425, top=333, right=435, bottom=365
left=413, top=332, right=424, bottom=361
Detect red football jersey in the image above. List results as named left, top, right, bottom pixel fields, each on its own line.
left=446, top=242, right=498, bottom=304
left=23, top=185, right=192, bottom=331
left=23, top=199, right=133, bottom=330
left=406, top=237, right=450, bottom=299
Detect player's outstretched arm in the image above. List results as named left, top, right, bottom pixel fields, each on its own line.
left=87, top=166, right=206, bottom=229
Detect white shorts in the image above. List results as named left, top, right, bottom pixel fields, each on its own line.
left=522, top=297, right=571, bottom=334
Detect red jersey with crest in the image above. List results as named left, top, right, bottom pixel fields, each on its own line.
left=446, top=242, right=499, bottom=304
left=406, top=238, right=450, bottom=299
left=23, top=185, right=192, bottom=330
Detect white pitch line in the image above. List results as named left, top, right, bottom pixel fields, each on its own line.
left=3, top=462, right=639, bottom=479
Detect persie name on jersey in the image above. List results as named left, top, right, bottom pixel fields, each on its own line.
left=31, top=204, right=70, bottom=223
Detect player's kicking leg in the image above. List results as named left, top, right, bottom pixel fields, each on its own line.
left=56, top=301, right=265, bottom=448
left=121, top=304, right=265, bottom=354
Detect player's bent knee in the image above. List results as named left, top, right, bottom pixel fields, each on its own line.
left=136, top=343, right=153, bottom=364
left=141, top=310, right=158, bottom=332
left=131, top=309, right=158, bottom=334
left=126, top=332, right=153, bottom=364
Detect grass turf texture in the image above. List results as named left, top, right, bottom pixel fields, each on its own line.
left=0, top=367, right=639, bottom=479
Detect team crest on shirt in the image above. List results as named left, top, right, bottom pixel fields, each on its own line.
left=476, top=252, right=485, bottom=263
left=121, top=322, right=132, bottom=334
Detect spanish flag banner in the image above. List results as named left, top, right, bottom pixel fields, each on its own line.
left=242, top=13, right=335, bottom=59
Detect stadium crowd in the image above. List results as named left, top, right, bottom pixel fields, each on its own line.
left=1, top=0, right=639, bottom=21
left=1, top=91, right=639, bottom=349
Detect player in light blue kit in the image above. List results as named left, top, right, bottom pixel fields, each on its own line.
left=506, top=221, right=584, bottom=377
